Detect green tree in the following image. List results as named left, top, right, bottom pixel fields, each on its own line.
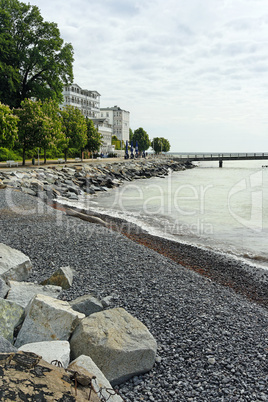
left=60, top=105, right=87, bottom=161
left=161, top=137, right=170, bottom=152
left=0, top=102, right=18, bottom=148
left=132, top=127, right=150, bottom=151
left=151, top=137, right=171, bottom=154
left=39, top=99, right=64, bottom=163
left=15, top=98, right=43, bottom=165
left=15, top=98, right=64, bottom=165
left=0, top=0, right=74, bottom=108
left=86, top=118, right=102, bottom=154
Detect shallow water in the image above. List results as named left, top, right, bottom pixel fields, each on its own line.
left=62, top=159, right=268, bottom=270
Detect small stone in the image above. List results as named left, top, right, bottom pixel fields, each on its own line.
left=208, top=357, right=216, bottom=365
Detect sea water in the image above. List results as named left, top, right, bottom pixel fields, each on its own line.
left=63, top=159, right=268, bottom=270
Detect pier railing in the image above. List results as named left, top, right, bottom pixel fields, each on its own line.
left=170, top=153, right=268, bottom=167
left=172, top=153, right=268, bottom=160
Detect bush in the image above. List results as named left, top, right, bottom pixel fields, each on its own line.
left=0, top=147, right=20, bottom=161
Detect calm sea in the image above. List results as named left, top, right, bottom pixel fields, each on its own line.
left=63, top=159, right=268, bottom=270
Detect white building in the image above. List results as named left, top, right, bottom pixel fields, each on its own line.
left=100, top=106, right=130, bottom=143
left=61, top=83, right=100, bottom=118
left=92, top=117, right=113, bottom=152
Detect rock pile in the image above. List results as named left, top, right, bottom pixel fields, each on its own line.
left=0, top=243, right=157, bottom=400
left=0, top=158, right=192, bottom=202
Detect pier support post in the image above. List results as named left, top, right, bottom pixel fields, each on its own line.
left=219, top=159, right=223, bottom=168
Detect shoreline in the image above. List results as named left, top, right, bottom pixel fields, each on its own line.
left=1, top=190, right=267, bottom=401
left=1, top=157, right=267, bottom=309
left=54, top=202, right=268, bottom=309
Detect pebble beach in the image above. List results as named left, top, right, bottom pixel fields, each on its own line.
left=0, top=182, right=268, bottom=401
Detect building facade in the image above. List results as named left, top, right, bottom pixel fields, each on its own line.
left=61, top=83, right=100, bottom=118
left=100, top=106, right=130, bottom=143
left=92, top=118, right=113, bottom=152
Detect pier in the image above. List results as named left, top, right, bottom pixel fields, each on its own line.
left=172, top=153, right=268, bottom=167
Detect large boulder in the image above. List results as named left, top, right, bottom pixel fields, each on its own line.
left=0, top=243, right=32, bottom=281
left=41, top=266, right=74, bottom=289
left=0, top=351, right=100, bottom=401
left=15, top=294, right=85, bottom=348
left=0, top=299, right=24, bottom=343
left=0, top=277, right=10, bottom=298
left=70, top=294, right=103, bottom=316
left=19, top=340, right=70, bottom=368
left=70, top=308, right=157, bottom=385
left=6, top=281, right=62, bottom=308
left=68, top=355, right=123, bottom=401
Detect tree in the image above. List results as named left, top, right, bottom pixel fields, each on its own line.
left=0, top=0, right=74, bottom=108
left=151, top=137, right=171, bottom=154
left=38, top=99, right=64, bottom=163
left=132, top=127, right=150, bottom=151
left=161, top=137, right=170, bottom=152
left=60, top=105, right=87, bottom=161
left=86, top=118, right=102, bottom=154
left=15, top=98, right=64, bottom=165
left=15, top=98, right=43, bottom=165
left=0, top=102, right=18, bottom=148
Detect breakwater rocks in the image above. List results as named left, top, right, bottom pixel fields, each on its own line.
left=0, top=158, right=193, bottom=202
left=0, top=242, right=157, bottom=400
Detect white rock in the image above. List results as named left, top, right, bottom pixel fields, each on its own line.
left=19, top=340, right=70, bottom=368
left=68, top=355, right=123, bottom=401
left=0, top=299, right=24, bottom=343
left=0, top=243, right=32, bottom=281
left=70, top=307, right=157, bottom=385
left=7, top=281, right=62, bottom=308
left=15, top=294, right=85, bottom=348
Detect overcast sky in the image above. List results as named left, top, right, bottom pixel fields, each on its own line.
left=30, top=0, right=268, bottom=152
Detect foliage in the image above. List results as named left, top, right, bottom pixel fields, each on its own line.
left=15, top=98, right=64, bottom=165
left=132, top=127, right=150, bottom=151
left=40, top=99, right=64, bottom=162
left=86, top=118, right=102, bottom=153
left=60, top=105, right=87, bottom=161
left=0, top=0, right=74, bottom=108
left=15, top=98, right=42, bottom=165
left=129, top=128, right=133, bottom=142
left=151, top=137, right=171, bottom=154
left=0, top=147, right=20, bottom=161
left=0, top=102, right=18, bottom=148
left=112, top=135, right=122, bottom=150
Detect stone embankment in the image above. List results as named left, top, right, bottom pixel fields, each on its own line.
left=0, top=242, right=157, bottom=400
left=0, top=158, right=192, bottom=203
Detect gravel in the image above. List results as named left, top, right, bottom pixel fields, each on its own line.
left=0, top=189, right=267, bottom=402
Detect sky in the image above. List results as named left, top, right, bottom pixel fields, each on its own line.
left=29, top=0, right=268, bottom=152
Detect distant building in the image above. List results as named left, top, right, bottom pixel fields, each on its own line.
left=61, top=83, right=100, bottom=118
left=92, top=117, right=113, bottom=152
left=100, top=106, right=130, bottom=143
